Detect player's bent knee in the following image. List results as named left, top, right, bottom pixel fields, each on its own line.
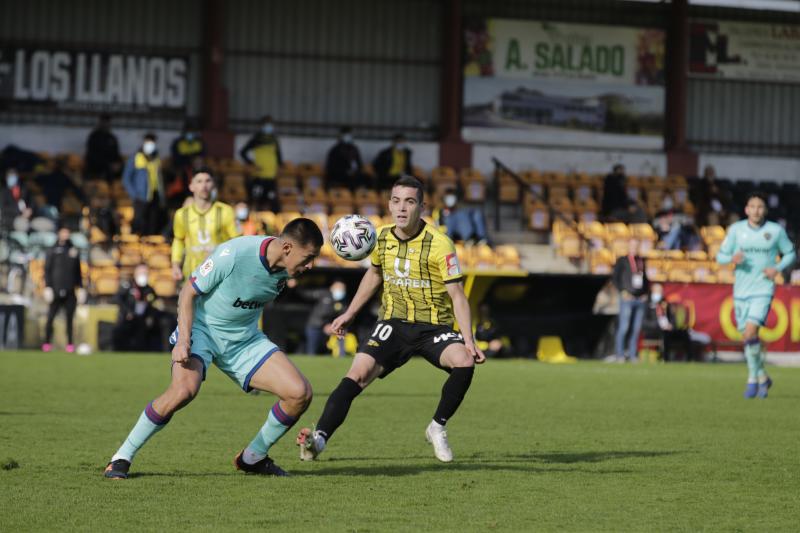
left=282, top=379, right=312, bottom=409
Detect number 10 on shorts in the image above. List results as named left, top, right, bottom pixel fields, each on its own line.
left=371, top=323, right=393, bottom=341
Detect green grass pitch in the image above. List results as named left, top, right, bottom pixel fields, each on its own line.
left=1, top=351, right=799, bottom=532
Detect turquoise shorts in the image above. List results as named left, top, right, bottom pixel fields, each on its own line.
left=169, top=324, right=279, bottom=392
left=733, top=296, right=773, bottom=331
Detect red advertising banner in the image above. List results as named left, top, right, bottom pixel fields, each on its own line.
left=662, top=283, right=800, bottom=352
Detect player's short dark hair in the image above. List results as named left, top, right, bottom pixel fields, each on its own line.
left=281, top=218, right=324, bottom=248
left=746, top=190, right=768, bottom=206
left=192, top=166, right=215, bottom=179
left=392, top=175, right=424, bottom=202
left=144, top=132, right=157, bottom=141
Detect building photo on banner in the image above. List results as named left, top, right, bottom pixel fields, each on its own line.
left=462, top=18, right=665, bottom=149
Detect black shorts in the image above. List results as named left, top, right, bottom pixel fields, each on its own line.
left=358, top=318, right=465, bottom=378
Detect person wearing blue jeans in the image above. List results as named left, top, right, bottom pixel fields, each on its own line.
left=611, top=239, right=649, bottom=362
left=438, top=189, right=490, bottom=244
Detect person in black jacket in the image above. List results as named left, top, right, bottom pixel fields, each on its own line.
left=373, top=133, right=413, bottom=191
left=84, top=114, right=122, bottom=182
left=43, top=227, right=83, bottom=353
left=325, top=126, right=369, bottom=191
left=304, top=280, right=348, bottom=355
left=611, top=238, right=649, bottom=362
left=112, top=264, right=162, bottom=352
left=601, top=164, right=646, bottom=223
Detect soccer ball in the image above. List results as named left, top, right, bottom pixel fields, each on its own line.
left=330, top=214, right=377, bottom=261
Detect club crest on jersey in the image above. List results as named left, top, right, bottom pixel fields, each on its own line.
left=445, top=253, right=461, bottom=276
left=199, top=258, right=214, bottom=277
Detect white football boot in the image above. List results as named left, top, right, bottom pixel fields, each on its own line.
left=425, top=421, right=453, bottom=462
left=297, top=428, right=326, bottom=461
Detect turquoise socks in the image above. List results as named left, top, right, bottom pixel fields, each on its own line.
left=112, top=402, right=171, bottom=463
left=243, top=402, right=298, bottom=463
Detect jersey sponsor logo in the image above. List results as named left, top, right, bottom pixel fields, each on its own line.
left=445, top=253, right=461, bottom=276
left=384, top=274, right=431, bottom=288
left=394, top=258, right=411, bottom=278
left=233, top=297, right=265, bottom=310
left=197, top=229, right=211, bottom=245
left=433, top=331, right=463, bottom=344
left=199, top=258, right=214, bottom=277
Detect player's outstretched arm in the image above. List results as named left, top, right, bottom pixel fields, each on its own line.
left=331, top=264, right=383, bottom=335
left=172, top=282, right=198, bottom=364
left=716, top=228, right=739, bottom=265
left=446, top=282, right=486, bottom=364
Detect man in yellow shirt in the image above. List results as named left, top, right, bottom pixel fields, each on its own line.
left=297, top=176, right=485, bottom=464
left=171, top=168, right=241, bottom=281
left=373, top=133, right=413, bottom=191
left=239, top=115, right=282, bottom=212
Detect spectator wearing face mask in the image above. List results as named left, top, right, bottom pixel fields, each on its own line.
left=232, top=202, right=257, bottom=236
left=112, top=264, right=163, bottom=352
left=373, top=133, right=413, bottom=191
left=434, top=187, right=490, bottom=245
left=123, top=133, right=166, bottom=236
left=325, top=126, right=369, bottom=191
left=1, top=166, right=34, bottom=233
left=240, top=115, right=282, bottom=212
left=168, top=120, right=206, bottom=205
left=304, top=280, right=348, bottom=355
left=653, top=196, right=701, bottom=251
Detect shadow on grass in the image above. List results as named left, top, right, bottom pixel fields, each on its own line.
left=109, top=450, right=679, bottom=479
left=497, top=450, right=682, bottom=464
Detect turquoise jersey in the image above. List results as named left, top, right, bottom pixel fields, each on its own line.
left=716, top=220, right=795, bottom=299
left=189, top=236, right=289, bottom=342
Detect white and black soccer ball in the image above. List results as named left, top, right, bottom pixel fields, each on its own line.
left=330, top=214, right=377, bottom=261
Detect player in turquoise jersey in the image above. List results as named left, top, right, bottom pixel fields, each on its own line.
left=717, top=192, right=795, bottom=399
left=104, top=218, right=323, bottom=478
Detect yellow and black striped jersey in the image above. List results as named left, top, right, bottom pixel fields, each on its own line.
left=370, top=222, right=463, bottom=326
left=171, top=201, right=240, bottom=278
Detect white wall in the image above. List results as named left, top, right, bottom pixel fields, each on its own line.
left=0, top=124, right=441, bottom=170
left=233, top=134, right=440, bottom=171
left=471, top=143, right=667, bottom=178
left=0, top=124, right=181, bottom=158
left=698, top=154, right=800, bottom=183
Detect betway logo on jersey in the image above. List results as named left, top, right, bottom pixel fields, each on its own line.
left=233, top=297, right=265, bottom=310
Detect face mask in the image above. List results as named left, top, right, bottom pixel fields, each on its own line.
left=661, top=197, right=674, bottom=210
left=342, top=134, right=353, bottom=143
left=6, top=174, right=18, bottom=187
left=652, top=293, right=662, bottom=303
left=235, top=207, right=249, bottom=221
left=135, top=274, right=149, bottom=287
left=331, top=288, right=346, bottom=301
left=444, top=194, right=457, bottom=208
left=769, top=194, right=779, bottom=208
left=262, top=124, right=274, bottom=134
left=142, top=141, right=156, bottom=155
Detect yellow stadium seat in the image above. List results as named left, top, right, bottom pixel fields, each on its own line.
left=536, top=336, right=577, bottom=364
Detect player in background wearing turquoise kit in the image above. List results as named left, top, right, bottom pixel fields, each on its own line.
left=717, top=192, right=795, bottom=399
left=104, top=219, right=323, bottom=478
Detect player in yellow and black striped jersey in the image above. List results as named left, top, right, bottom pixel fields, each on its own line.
left=171, top=169, right=240, bottom=281
left=296, top=176, right=485, bottom=464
